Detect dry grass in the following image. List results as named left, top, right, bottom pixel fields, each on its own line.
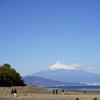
left=0, top=85, right=100, bottom=100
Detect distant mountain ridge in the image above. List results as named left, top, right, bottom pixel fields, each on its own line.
left=24, top=76, right=84, bottom=86
left=24, top=61, right=100, bottom=85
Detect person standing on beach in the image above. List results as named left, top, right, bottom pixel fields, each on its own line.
left=84, top=90, right=86, bottom=94
left=62, top=90, right=64, bottom=95
left=53, top=90, right=55, bottom=95
left=11, top=89, right=14, bottom=95
left=2, top=87, right=4, bottom=90
left=56, top=90, right=58, bottom=95
left=13, top=89, right=17, bottom=97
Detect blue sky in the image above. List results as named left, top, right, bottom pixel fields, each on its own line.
left=0, top=0, right=100, bottom=76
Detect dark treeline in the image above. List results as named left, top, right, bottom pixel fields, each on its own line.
left=0, top=64, right=26, bottom=86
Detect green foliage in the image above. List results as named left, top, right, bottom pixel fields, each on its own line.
left=0, top=64, right=26, bottom=86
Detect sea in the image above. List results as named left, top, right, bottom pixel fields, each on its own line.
left=45, top=85, right=100, bottom=89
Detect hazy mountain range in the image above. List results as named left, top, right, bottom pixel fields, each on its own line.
left=23, top=61, right=100, bottom=86
left=24, top=76, right=84, bottom=86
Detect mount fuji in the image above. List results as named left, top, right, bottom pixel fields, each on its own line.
left=25, top=61, right=100, bottom=84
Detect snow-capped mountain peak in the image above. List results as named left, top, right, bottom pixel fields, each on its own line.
left=27, top=61, right=100, bottom=83
left=46, top=61, right=81, bottom=71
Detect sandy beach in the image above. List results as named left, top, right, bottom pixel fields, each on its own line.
left=0, top=85, right=100, bottom=100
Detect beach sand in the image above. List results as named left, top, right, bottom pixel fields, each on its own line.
left=0, top=85, right=100, bottom=100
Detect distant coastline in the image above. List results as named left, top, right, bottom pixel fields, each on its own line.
left=45, top=85, right=100, bottom=89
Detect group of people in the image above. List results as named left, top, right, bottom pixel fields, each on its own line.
left=53, top=90, right=58, bottom=95
left=53, top=89, right=64, bottom=95
left=11, top=89, right=17, bottom=97
left=52, top=89, right=97, bottom=100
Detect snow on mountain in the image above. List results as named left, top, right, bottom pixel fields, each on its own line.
left=45, top=61, right=81, bottom=71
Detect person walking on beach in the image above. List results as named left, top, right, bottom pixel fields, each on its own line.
left=11, top=89, right=14, bottom=95
left=62, top=90, right=64, bottom=95
left=84, top=90, right=86, bottom=94
left=56, top=90, right=58, bottom=95
left=13, top=89, right=17, bottom=97
left=53, top=90, right=55, bottom=95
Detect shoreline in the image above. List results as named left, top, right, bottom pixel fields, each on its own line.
left=45, top=85, right=100, bottom=89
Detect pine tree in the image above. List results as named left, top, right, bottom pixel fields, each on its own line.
left=0, top=64, right=26, bottom=86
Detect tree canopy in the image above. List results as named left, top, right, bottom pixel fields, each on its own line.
left=0, top=64, right=26, bottom=86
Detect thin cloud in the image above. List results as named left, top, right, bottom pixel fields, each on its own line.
left=88, top=67, right=95, bottom=70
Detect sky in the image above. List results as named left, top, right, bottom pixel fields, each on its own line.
left=0, top=0, right=100, bottom=76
